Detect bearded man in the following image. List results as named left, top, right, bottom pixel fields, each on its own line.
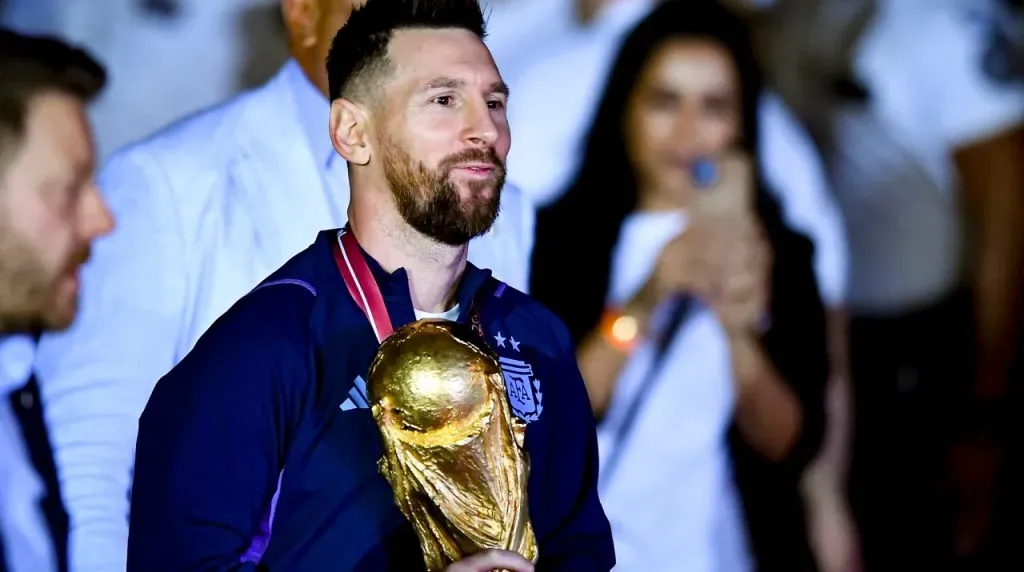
left=126, top=1, right=614, bottom=571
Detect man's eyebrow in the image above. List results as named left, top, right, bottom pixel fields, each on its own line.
left=421, top=77, right=463, bottom=91
left=490, top=80, right=510, bottom=98
left=419, top=77, right=510, bottom=97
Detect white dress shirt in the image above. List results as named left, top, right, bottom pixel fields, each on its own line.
left=597, top=210, right=751, bottom=572
left=504, top=0, right=849, bottom=307
left=34, top=59, right=537, bottom=572
left=825, top=0, right=1024, bottom=312
left=0, top=336, right=55, bottom=572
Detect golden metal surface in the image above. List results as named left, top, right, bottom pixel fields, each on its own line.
left=367, top=319, right=538, bottom=571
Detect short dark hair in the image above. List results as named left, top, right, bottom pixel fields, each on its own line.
left=326, top=0, right=487, bottom=103
left=0, top=29, right=106, bottom=164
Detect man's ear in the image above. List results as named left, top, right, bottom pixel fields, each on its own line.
left=281, top=0, right=320, bottom=49
left=330, top=98, right=372, bottom=165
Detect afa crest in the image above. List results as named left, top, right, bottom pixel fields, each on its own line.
left=498, top=356, right=543, bottom=423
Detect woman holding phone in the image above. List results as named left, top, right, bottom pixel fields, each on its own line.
left=530, top=1, right=829, bottom=570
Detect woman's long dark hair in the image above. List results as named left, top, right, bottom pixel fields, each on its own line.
left=529, top=0, right=774, bottom=344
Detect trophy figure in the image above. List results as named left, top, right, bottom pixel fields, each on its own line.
left=366, top=319, right=538, bottom=571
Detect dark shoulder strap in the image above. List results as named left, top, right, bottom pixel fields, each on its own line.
left=599, top=297, right=693, bottom=486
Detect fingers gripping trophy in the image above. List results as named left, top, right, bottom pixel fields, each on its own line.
left=366, top=319, right=538, bottom=571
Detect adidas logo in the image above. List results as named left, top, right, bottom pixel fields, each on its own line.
left=340, top=375, right=370, bottom=411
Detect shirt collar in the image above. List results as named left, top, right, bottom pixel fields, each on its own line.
left=284, top=59, right=337, bottom=170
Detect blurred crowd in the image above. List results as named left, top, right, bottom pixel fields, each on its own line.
left=1, top=0, right=1022, bottom=570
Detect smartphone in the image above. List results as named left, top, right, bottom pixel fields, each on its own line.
left=688, top=156, right=753, bottom=221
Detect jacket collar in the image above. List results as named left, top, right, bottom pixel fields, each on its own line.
left=319, top=229, right=492, bottom=329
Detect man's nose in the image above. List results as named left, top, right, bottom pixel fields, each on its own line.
left=81, top=183, right=115, bottom=239
left=463, top=99, right=500, bottom=147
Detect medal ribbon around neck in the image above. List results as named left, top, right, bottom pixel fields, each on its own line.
left=332, top=227, right=395, bottom=343
left=331, top=227, right=487, bottom=343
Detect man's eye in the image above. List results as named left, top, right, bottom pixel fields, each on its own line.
left=433, top=95, right=453, bottom=106
left=487, top=100, right=505, bottom=109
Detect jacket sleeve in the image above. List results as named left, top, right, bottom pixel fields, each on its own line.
left=33, top=149, right=190, bottom=572
left=535, top=316, right=616, bottom=572
left=126, top=287, right=314, bottom=571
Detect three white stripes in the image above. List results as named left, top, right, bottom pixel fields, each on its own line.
left=339, top=375, right=370, bottom=411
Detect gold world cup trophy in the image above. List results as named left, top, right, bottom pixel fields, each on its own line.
left=366, top=319, right=538, bottom=571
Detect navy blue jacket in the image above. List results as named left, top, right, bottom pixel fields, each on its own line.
left=127, top=230, right=615, bottom=571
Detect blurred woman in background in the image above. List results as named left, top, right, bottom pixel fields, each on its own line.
left=530, top=1, right=829, bottom=569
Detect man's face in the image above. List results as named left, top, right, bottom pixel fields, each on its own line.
left=374, top=28, right=510, bottom=245
left=0, top=92, right=114, bottom=332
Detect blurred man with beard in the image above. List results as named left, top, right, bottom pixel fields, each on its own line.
left=0, top=30, right=113, bottom=572
left=127, top=1, right=613, bottom=570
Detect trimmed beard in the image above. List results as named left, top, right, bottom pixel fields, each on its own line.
left=381, top=136, right=504, bottom=246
